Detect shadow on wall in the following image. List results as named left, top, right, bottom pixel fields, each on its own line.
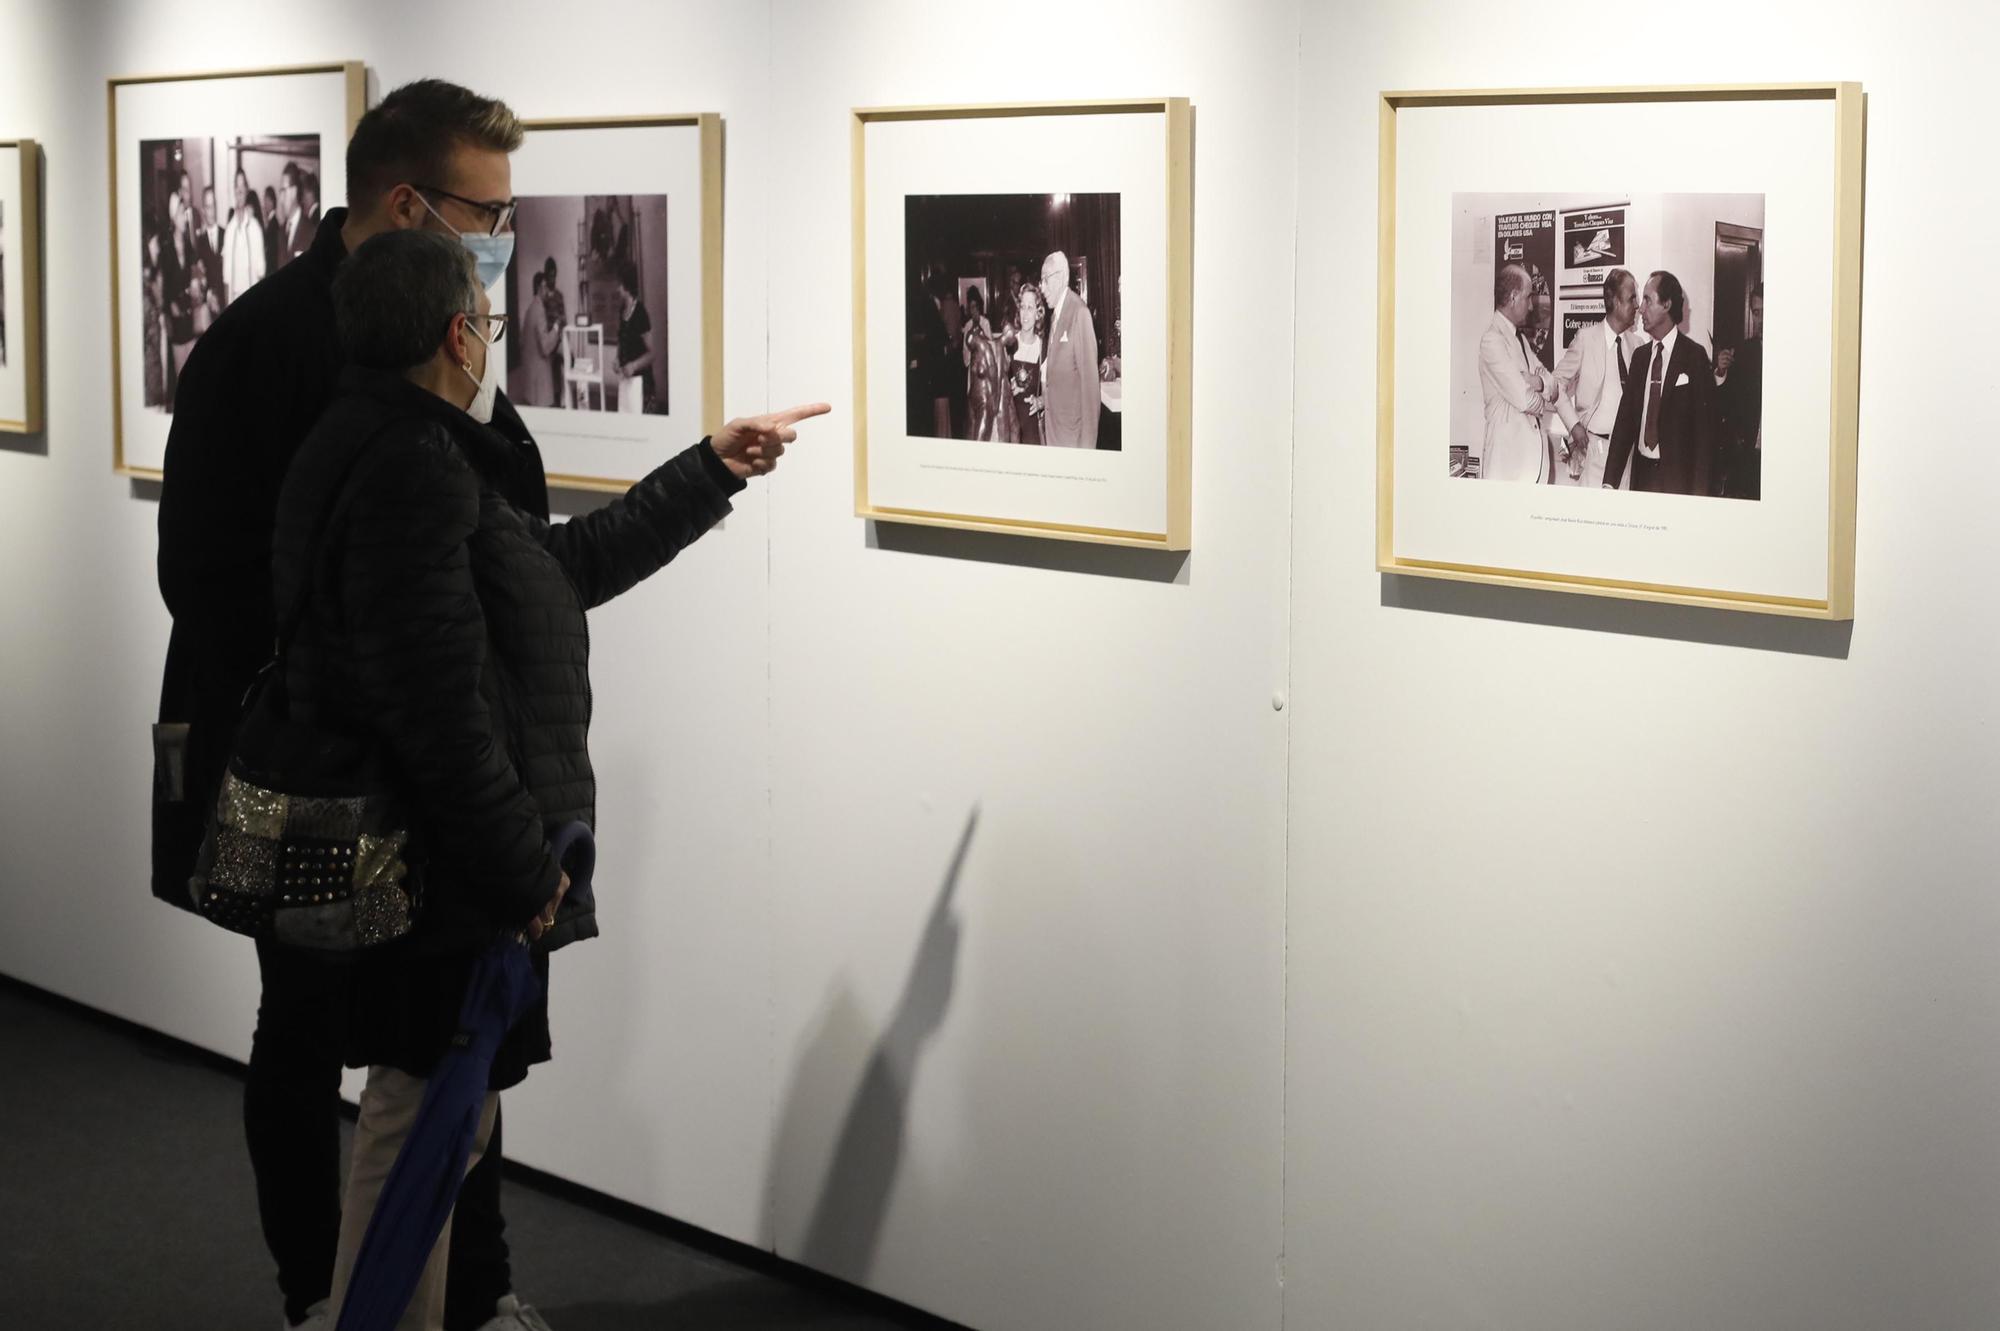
left=1382, top=572, right=1855, bottom=659
left=869, top=519, right=1190, bottom=586
left=763, top=807, right=976, bottom=1283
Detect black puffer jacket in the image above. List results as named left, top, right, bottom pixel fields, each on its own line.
left=272, top=367, right=743, bottom=954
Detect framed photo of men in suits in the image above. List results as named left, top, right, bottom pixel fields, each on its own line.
left=1379, top=85, right=1864, bottom=619
left=109, top=62, right=366, bottom=477
left=853, top=99, right=1193, bottom=550
left=0, top=139, right=44, bottom=435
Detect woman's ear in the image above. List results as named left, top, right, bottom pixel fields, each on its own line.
left=444, top=311, right=471, bottom=371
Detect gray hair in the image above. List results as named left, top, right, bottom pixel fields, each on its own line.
left=333, top=229, right=480, bottom=371
left=1041, top=250, right=1070, bottom=283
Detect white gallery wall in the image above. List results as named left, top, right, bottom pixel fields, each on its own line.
left=761, top=4, right=1292, bottom=1326
left=1288, top=2, right=2000, bottom=1330
left=4, top=1, right=1998, bottom=1330
left=0, top=3, right=1289, bottom=1331
left=0, top=0, right=784, bottom=1262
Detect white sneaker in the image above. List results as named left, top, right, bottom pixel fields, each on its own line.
left=478, top=1294, right=556, bottom=1331
left=290, top=1299, right=331, bottom=1331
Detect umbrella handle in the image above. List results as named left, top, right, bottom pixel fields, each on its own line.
left=548, top=821, right=596, bottom=913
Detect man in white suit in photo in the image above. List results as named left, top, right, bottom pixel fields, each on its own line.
left=1549, top=267, right=1641, bottom=490
left=1476, top=262, right=1553, bottom=483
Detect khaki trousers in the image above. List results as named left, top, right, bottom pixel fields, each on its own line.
left=327, top=1066, right=500, bottom=1331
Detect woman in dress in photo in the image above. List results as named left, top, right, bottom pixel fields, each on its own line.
left=1004, top=281, right=1046, bottom=446
left=612, top=260, right=654, bottom=414
left=187, top=261, right=222, bottom=340
left=141, top=242, right=167, bottom=408
left=221, top=168, right=266, bottom=307
left=961, top=284, right=1006, bottom=441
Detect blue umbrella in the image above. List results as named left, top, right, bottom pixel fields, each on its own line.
left=335, top=822, right=594, bottom=1331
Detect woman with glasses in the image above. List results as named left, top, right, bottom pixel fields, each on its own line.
left=266, top=228, right=812, bottom=1329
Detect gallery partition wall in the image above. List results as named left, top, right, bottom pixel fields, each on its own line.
left=2, top=2, right=1997, bottom=1331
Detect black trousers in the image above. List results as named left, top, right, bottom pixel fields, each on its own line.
left=244, top=937, right=513, bottom=1329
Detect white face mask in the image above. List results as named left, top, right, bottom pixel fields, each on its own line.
left=460, top=318, right=501, bottom=424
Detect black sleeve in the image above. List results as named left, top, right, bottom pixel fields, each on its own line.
left=533, top=439, right=745, bottom=610
left=1690, top=348, right=1720, bottom=498
left=337, top=437, right=559, bottom=927
left=157, top=320, right=290, bottom=713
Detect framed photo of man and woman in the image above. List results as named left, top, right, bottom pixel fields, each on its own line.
left=110, top=62, right=366, bottom=476
left=1379, top=84, right=1864, bottom=618
left=497, top=113, right=721, bottom=492
left=0, top=138, right=43, bottom=435
left=854, top=99, right=1192, bottom=549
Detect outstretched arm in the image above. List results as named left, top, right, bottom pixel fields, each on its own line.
left=539, top=401, right=831, bottom=608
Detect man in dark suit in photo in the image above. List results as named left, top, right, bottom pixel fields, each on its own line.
left=196, top=183, right=227, bottom=297
left=289, top=170, right=321, bottom=260
left=1715, top=282, right=1763, bottom=499
left=1603, top=270, right=1720, bottom=496
left=1038, top=249, right=1099, bottom=448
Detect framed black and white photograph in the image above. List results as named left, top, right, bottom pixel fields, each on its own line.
left=855, top=100, right=1191, bottom=549
left=1379, top=84, right=1863, bottom=618
left=135, top=132, right=325, bottom=412
left=110, top=62, right=364, bottom=476
left=0, top=138, right=43, bottom=434
left=499, top=114, right=720, bottom=492
left=907, top=191, right=1124, bottom=451
left=1448, top=191, right=1765, bottom=500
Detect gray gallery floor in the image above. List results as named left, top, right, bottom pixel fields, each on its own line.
left=0, top=977, right=964, bottom=1331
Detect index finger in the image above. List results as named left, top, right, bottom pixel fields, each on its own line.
left=765, top=401, right=832, bottom=428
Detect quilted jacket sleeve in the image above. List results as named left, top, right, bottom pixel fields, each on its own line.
left=337, top=433, right=560, bottom=928
left=536, top=441, right=745, bottom=610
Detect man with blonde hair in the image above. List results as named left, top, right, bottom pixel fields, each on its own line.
left=1550, top=267, right=1640, bottom=489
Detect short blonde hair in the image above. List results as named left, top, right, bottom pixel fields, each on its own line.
left=346, top=79, right=524, bottom=208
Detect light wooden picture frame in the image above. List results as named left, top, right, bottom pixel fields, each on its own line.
left=0, top=138, right=44, bottom=434
left=853, top=99, right=1193, bottom=550
left=502, top=113, right=723, bottom=494
left=1378, top=83, right=1864, bottom=619
left=109, top=61, right=367, bottom=478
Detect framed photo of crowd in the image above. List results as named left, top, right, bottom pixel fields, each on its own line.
left=498, top=113, right=722, bottom=492
left=853, top=99, right=1193, bottom=550
left=0, top=138, right=43, bottom=435
left=109, top=61, right=366, bottom=477
left=1378, top=83, right=1864, bottom=619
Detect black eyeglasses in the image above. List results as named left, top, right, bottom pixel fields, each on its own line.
left=416, top=184, right=517, bottom=236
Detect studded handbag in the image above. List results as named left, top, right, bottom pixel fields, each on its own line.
left=188, top=431, right=422, bottom=954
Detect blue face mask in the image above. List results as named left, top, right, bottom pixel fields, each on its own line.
left=420, top=195, right=514, bottom=290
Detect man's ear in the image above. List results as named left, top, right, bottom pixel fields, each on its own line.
left=382, top=184, right=422, bottom=232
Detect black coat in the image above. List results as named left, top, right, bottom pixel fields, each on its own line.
left=271, top=368, right=741, bottom=951
left=272, top=370, right=741, bottom=1086
left=153, top=208, right=550, bottom=910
